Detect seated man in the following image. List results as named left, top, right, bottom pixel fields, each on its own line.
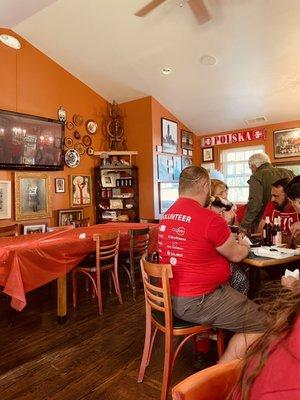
left=259, top=177, right=300, bottom=238
left=158, top=166, right=266, bottom=362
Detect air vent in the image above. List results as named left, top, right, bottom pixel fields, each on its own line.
left=245, top=116, right=267, bottom=125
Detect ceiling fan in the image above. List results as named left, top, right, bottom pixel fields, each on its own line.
left=135, top=0, right=211, bottom=24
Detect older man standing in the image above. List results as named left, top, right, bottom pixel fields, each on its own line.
left=158, top=166, right=266, bottom=363
left=240, top=153, right=294, bottom=233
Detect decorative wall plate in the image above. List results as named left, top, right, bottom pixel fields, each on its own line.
left=86, top=120, right=98, bottom=135
left=66, top=121, right=74, bottom=130
left=65, top=149, right=80, bottom=168
left=74, top=142, right=85, bottom=156
left=87, top=147, right=94, bottom=156
left=74, top=131, right=81, bottom=140
left=82, top=135, right=92, bottom=147
left=73, top=114, right=84, bottom=126
left=64, top=137, right=73, bottom=148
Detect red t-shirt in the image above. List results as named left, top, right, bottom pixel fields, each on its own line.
left=263, top=202, right=300, bottom=235
left=158, top=197, right=231, bottom=297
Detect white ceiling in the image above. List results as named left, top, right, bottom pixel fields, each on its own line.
left=2, top=0, right=300, bottom=134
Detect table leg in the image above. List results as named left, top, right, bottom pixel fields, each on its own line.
left=57, top=275, right=67, bottom=323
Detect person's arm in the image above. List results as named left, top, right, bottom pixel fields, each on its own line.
left=216, top=233, right=250, bottom=263
left=240, top=177, right=263, bottom=230
left=290, top=221, right=300, bottom=244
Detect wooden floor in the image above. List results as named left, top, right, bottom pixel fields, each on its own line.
left=0, top=279, right=195, bottom=400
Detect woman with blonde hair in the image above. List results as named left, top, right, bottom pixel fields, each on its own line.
left=210, top=179, right=237, bottom=225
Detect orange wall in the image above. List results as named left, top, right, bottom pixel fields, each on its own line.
left=0, top=28, right=109, bottom=228
left=200, top=120, right=300, bottom=169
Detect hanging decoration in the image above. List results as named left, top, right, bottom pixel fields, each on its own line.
left=104, top=101, right=127, bottom=151
left=201, top=129, right=266, bottom=147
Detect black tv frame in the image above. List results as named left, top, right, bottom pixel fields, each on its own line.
left=0, top=109, right=65, bottom=171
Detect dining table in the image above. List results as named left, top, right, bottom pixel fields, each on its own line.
left=0, top=222, right=158, bottom=321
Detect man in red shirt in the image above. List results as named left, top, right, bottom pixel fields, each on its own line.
left=158, top=166, right=266, bottom=362
left=260, top=178, right=300, bottom=236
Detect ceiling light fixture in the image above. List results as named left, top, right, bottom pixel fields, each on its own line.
left=161, top=67, right=172, bottom=75
left=0, top=34, right=21, bottom=50
left=200, top=55, right=217, bottom=66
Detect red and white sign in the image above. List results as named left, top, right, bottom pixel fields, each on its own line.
left=201, top=129, right=266, bottom=148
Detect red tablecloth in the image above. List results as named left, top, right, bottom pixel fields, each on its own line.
left=0, top=223, right=158, bottom=311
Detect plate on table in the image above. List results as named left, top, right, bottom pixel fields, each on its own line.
left=65, top=149, right=80, bottom=168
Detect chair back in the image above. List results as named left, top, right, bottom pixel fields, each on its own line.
left=172, top=359, right=242, bottom=400
left=93, top=231, right=120, bottom=267
left=71, top=217, right=90, bottom=228
left=140, top=256, right=173, bottom=331
left=0, top=224, right=19, bottom=237
left=47, top=225, right=75, bottom=232
left=128, top=227, right=150, bottom=263
left=140, top=218, right=160, bottom=224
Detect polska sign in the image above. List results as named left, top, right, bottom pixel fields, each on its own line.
left=201, top=129, right=266, bottom=147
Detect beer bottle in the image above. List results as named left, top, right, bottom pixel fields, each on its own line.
left=263, top=216, right=272, bottom=246
left=272, top=216, right=282, bottom=246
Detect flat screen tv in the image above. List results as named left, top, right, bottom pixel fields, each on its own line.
left=0, top=109, right=65, bottom=170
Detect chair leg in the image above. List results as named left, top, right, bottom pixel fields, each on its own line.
left=129, top=260, right=136, bottom=300
left=111, top=267, right=123, bottom=305
left=96, top=269, right=104, bottom=316
left=161, top=332, right=173, bottom=400
left=72, top=269, right=77, bottom=308
left=138, top=313, right=153, bottom=382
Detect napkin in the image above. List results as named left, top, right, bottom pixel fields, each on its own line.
left=79, top=233, right=86, bottom=239
left=284, top=269, right=299, bottom=279
left=243, top=236, right=253, bottom=246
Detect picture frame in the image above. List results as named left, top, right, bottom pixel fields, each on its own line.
left=0, top=181, right=11, bottom=219
left=55, top=178, right=65, bottom=193
left=101, top=172, right=120, bottom=188
left=14, top=172, right=52, bottom=221
left=182, top=156, right=192, bottom=169
left=109, top=199, right=123, bottom=209
left=173, top=156, right=182, bottom=181
left=70, top=175, right=92, bottom=206
left=161, top=118, right=178, bottom=154
left=157, top=154, right=173, bottom=181
left=273, top=128, right=300, bottom=158
left=202, top=147, right=214, bottom=162
left=22, top=222, right=47, bottom=234
left=57, top=208, right=84, bottom=226
left=159, top=182, right=179, bottom=214
left=181, top=130, right=193, bottom=150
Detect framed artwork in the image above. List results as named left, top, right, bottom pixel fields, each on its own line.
left=109, top=199, right=123, bottom=209
left=58, top=208, right=84, bottom=226
left=182, top=149, right=188, bottom=156
left=55, top=178, right=65, bottom=193
left=157, top=154, right=173, bottom=181
left=0, top=181, right=11, bottom=219
left=14, top=172, right=52, bottom=221
left=182, top=156, right=192, bottom=169
left=22, top=222, right=47, bottom=234
left=188, top=150, right=193, bottom=157
left=159, top=182, right=179, bottom=214
left=274, top=128, right=300, bottom=158
left=272, top=162, right=300, bottom=176
left=202, top=147, right=214, bottom=162
left=173, top=156, right=182, bottom=181
left=161, top=118, right=178, bottom=154
left=70, top=175, right=92, bottom=206
left=181, top=130, right=193, bottom=150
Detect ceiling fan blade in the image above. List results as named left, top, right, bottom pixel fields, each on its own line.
left=135, top=0, right=167, bottom=17
left=188, top=0, right=211, bottom=24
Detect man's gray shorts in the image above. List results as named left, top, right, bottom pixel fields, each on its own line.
left=172, top=284, right=266, bottom=333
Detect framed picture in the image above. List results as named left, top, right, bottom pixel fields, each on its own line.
left=14, top=172, right=52, bottom=221
left=161, top=118, right=178, bottom=154
left=58, top=208, right=84, bottom=226
left=188, top=150, right=193, bottom=157
left=173, top=156, right=182, bottom=181
left=70, top=175, right=92, bottom=206
left=202, top=147, right=214, bottom=162
left=182, top=156, right=192, bottom=169
left=182, top=149, right=188, bottom=156
left=55, top=178, right=65, bottom=193
left=272, top=162, right=300, bottom=176
left=181, top=130, right=193, bottom=150
left=109, top=199, right=123, bottom=209
left=159, top=182, right=179, bottom=214
left=22, top=222, right=47, bottom=234
left=157, top=154, right=173, bottom=181
left=0, top=181, right=11, bottom=219
left=274, top=128, right=300, bottom=158
left=101, top=172, right=120, bottom=188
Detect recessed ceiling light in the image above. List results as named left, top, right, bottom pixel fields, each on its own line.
left=161, top=67, right=172, bottom=75
left=0, top=34, right=21, bottom=49
left=200, top=55, right=217, bottom=66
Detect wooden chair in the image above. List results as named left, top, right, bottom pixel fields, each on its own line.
left=140, top=218, right=160, bottom=224
left=172, top=359, right=242, bottom=400
left=121, top=227, right=150, bottom=299
left=138, top=256, right=224, bottom=400
left=72, top=231, right=123, bottom=315
left=0, top=224, right=19, bottom=237
left=47, top=225, right=75, bottom=232
left=71, top=217, right=90, bottom=228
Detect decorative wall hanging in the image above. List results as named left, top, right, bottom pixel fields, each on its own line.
left=82, top=135, right=92, bottom=147
left=181, top=130, right=193, bottom=150
left=55, top=178, right=65, bottom=193
left=0, top=180, right=11, bottom=219
left=86, top=120, right=98, bottom=134
left=74, top=142, right=85, bottom=156
left=58, top=208, right=83, bottom=226
left=159, top=182, right=179, bottom=214
left=14, top=172, right=52, bottom=221
left=273, top=128, right=300, bottom=158
left=104, top=101, right=127, bottom=150
left=202, top=147, right=214, bottom=162
left=173, top=156, right=182, bottom=181
left=64, top=137, right=73, bottom=148
left=66, top=121, right=74, bottom=130
left=73, top=131, right=81, bottom=140
left=182, top=156, right=192, bottom=169
left=57, top=106, right=67, bottom=122
left=157, top=154, right=173, bottom=181
left=161, top=118, right=178, bottom=154
left=70, top=175, right=92, bottom=206
left=87, top=147, right=94, bottom=156
left=65, top=149, right=80, bottom=168
left=22, top=223, right=47, bottom=234
left=73, top=114, right=84, bottom=127
left=202, top=129, right=266, bottom=147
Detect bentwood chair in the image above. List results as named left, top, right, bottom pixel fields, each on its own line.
left=121, top=227, right=150, bottom=299
left=172, top=359, right=241, bottom=400
left=72, top=231, right=123, bottom=315
left=138, top=256, right=224, bottom=400
left=0, top=224, right=19, bottom=237
left=71, top=217, right=90, bottom=228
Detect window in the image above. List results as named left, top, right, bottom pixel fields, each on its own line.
left=221, top=145, right=265, bottom=203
